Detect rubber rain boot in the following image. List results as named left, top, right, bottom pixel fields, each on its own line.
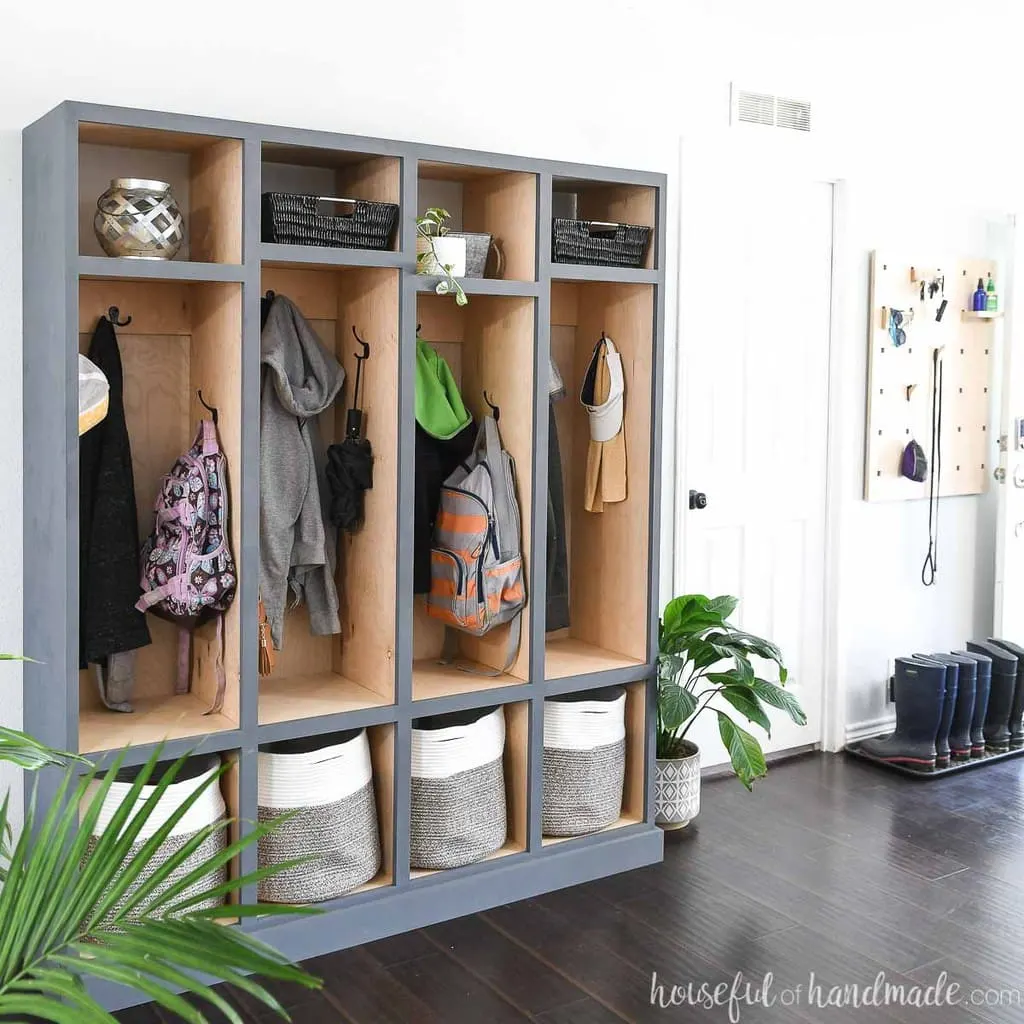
left=860, top=657, right=945, bottom=768
left=989, top=639, right=1024, bottom=749
left=917, top=654, right=966, bottom=764
left=936, top=653, right=977, bottom=761
left=967, top=640, right=1016, bottom=752
left=954, top=650, right=991, bottom=756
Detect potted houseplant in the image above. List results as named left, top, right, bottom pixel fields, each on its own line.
left=416, top=207, right=468, bottom=306
left=655, top=594, right=806, bottom=828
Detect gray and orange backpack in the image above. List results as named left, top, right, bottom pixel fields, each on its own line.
left=427, top=415, right=526, bottom=672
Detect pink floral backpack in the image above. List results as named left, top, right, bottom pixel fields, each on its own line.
left=136, top=419, right=237, bottom=712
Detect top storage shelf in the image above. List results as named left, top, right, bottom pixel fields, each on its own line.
left=417, top=160, right=538, bottom=282
left=261, top=143, right=402, bottom=255
left=79, top=122, right=242, bottom=265
left=551, top=176, right=657, bottom=272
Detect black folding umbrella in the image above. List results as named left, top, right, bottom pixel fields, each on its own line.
left=326, top=327, right=373, bottom=532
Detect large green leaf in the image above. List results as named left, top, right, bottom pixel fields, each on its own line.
left=0, top=747, right=321, bottom=1022
left=719, top=686, right=771, bottom=736
left=751, top=678, right=807, bottom=726
left=658, top=683, right=698, bottom=734
left=716, top=712, right=768, bottom=790
left=660, top=594, right=733, bottom=648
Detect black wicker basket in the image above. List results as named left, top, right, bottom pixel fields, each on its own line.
left=552, top=218, right=651, bottom=268
left=262, top=193, right=399, bottom=250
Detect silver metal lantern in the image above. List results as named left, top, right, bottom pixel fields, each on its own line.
left=94, top=178, right=185, bottom=259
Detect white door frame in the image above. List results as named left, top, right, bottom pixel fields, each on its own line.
left=672, top=142, right=849, bottom=752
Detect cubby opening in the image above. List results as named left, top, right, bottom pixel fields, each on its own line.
left=79, top=123, right=242, bottom=263
left=261, top=143, right=401, bottom=250
left=417, top=161, right=537, bottom=281
left=542, top=681, right=646, bottom=846
left=77, top=278, right=242, bottom=754
left=257, top=723, right=396, bottom=903
left=545, top=283, right=653, bottom=679
left=410, top=700, right=529, bottom=878
left=258, top=266, right=399, bottom=724
left=551, top=177, right=657, bottom=270
left=412, top=293, right=535, bottom=700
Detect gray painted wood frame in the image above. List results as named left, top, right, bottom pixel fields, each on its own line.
left=23, top=101, right=667, bottom=1010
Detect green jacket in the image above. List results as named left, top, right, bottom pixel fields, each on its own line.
left=415, top=339, right=471, bottom=440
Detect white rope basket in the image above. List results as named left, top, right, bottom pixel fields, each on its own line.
left=82, top=754, right=227, bottom=923
left=543, top=688, right=626, bottom=837
left=258, top=729, right=381, bottom=903
left=411, top=707, right=508, bottom=870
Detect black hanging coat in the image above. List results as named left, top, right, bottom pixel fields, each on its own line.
left=79, top=317, right=151, bottom=667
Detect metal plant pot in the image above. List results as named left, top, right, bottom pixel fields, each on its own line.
left=416, top=234, right=467, bottom=278
left=655, top=740, right=700, bottom=829
left=94, top=177, right=185, bottom=260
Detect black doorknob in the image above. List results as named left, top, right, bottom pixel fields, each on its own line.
left=689, top=489, right=707, bottom=510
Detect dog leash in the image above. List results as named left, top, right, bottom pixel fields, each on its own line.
left=922, top=348, right=943, bottom=586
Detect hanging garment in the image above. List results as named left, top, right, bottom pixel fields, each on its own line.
left=581, top=335, right=627, bottom=512
left=546, top=356, right=570, bottom=632
left=79, top=317, right=151, bottom=710
left=78, top=354, right=109, bottom=436
left=414, top=339, right=474, bottom=593
left=260, top=295, right=345, bottom=649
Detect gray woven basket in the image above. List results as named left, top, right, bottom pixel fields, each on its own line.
left=543, top=687, right=626, bottom=837
left=257, top=729, right=382, bottom=903
left=411, top=706, right=507, bottom=870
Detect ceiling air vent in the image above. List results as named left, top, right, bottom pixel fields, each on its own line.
left=731, top=86, right=812, bottom=132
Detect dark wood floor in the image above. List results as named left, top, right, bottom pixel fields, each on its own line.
left=116, top=752, right=1024, bottom=1023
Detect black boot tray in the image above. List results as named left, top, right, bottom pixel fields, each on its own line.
left=846, top=741, right=1024, bottom=778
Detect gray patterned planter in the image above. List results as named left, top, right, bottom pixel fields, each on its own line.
left=655, top=740, right=700, bottom=829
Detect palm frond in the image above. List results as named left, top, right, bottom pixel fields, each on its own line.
left=0, top=725, right=87, bottom=770
left=0, top=747, right=321, bottom=1023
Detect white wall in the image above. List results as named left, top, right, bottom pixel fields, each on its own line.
left=833, top=186, right=1014, bottom=739
left=2, top=0, right=1023, bottom=802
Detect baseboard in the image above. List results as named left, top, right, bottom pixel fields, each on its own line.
left=845, top=715, right=894, bottom=745
left=700, top=743, right=820, bottom=780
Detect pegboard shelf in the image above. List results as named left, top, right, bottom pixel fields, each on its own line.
left=865, top=252, right=997, bottom=502
left=961, top=309, right=1004, bottom=321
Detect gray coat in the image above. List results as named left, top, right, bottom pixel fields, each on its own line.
left=260, top=296, right=345, bottom=648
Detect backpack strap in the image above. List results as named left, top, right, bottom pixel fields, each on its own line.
left=204, top=615, right=227, bottom=716
left=179, top=618, right=227, bottom=712
left=200, top=417, right=219, bottom=456
left=440, top=613, right=521, bottom=677
left=176, top=628, right=191, bottom=695
left=477, top=415, right=519, bottom=561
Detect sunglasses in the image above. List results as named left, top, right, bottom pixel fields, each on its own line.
left=888, top=307, right=914, bottom=347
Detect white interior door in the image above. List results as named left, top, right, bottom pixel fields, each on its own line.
left=994, top=216, right=1023, bottom=636
left=678, top=174, right=833, bottom=759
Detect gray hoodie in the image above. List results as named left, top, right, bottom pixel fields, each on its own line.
left=260, top=296, right=345, bottom=648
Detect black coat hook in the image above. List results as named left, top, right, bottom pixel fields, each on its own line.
left=197, top=389, right=219, bottom=425
left=108, top=306, right=132, bottom=327
left=483, top=390, right=500, bottom=422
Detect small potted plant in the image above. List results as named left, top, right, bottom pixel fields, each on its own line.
left=655, top=593, right=805, bottom=828
left=416, top=207, right=468, bottom=306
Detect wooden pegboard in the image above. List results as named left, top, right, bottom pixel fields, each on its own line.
left=864, top=252, right=998, bottom=502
